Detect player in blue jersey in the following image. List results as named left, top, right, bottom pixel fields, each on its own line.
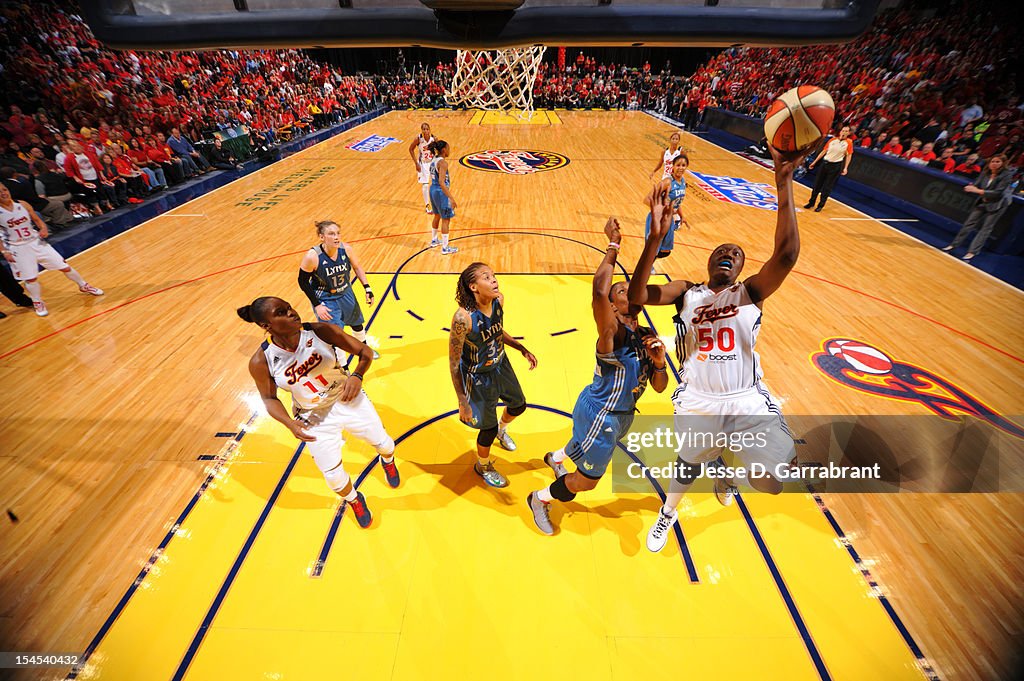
left=427, top=140, right=459, bottom=254
left=449, top=262, right=538, bottom=488
left=298, top=220, right=379, bottom=358
left=526, top=218, right=669, bottom=535
left=645, top=153, right=691, bottom=262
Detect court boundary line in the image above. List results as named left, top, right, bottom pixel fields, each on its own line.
left=65, top=412, right=259, bottom=680
left=171, top=442, right=307, bottom=681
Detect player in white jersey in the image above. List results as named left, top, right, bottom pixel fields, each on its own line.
left=628, top=144, right=809, bottom=552
left=407, top=122, right=436, bottom=214
left=649, top=131, right=683, bottom=181
left=0, top=184, right=102, bottom=317
left=239, top=296, right=400, bottom=528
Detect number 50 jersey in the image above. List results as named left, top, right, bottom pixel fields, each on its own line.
left=673, top=282, right=764, bottom=394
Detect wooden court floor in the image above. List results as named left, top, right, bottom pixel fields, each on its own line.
left=0, top=110, right=1021, bottom=680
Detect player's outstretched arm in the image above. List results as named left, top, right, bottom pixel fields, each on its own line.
left=310, top=322, right=372, bottom=400
left=593, top=217, right=622, bottom=353
left=745, top=146, right=809, bottom=304
left=449, top=309, right=474, bottom=423
left=627, top=183, right=692, bottom=307
left=247, top=350, right=315, bottom=442
left=342, top=242, right=374, bottom=305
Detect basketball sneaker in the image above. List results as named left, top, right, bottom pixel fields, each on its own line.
left=646, top=506, right=678, bottom=553
left=526, top=492, right=554, bottom=535
left=544, top=452, right=568, bottom=477
left=714, top=478, right=738, bottom=507
left=381, top=457, right=400, bottom=489
left=346, top=491, right=373, bottom=528
left=79, top=284, right=104, bottom=296
left=474, top=460, right=509, bottom=488
left=441, top=246, right=458, bottom=255
left=33, top=301, right=48, bottom=317
left=428, top=238, right=440, bottom=248
left=495, top=429, right=517, bottom=451
left=364, top=334, right=381, bottom=360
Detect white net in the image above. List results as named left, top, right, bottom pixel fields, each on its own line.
left=445, top=46, right=547, bottom=116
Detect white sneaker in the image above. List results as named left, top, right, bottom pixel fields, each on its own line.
left=441, top=246, right=458, bottom=255
left=428, top=238, right=440, bottom=248
left=79, top=283, right=104, bottom=296
left=495, top=429, right=517, bottom=452
left=33, top=301, right=49, bottom=317
left=646, top=507, right=678, bottom=553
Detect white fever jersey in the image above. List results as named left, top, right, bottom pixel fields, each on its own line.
left=418, top=134, right=435, bottom=165
left=0, top=201, right=38, bottom=249
left=662, top=147, right=681, bottom=179
left=673, top=282, right=763, bottom=394
left=262, top=325, right=349, bottom=413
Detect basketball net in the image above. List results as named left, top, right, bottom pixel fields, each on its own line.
left=445, top=46, right=546, bottom=118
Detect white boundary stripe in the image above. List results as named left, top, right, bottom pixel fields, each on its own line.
left=67, top=110, right=389, bottom=259
left=829, top=217, right=919, bottom=222
left=640, top=109, right=1022, bottom=295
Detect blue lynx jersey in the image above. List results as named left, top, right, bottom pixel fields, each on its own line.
left=668, top=176, right=686, bottom=211
left=585, top=325, right=654, bottom=412
left=462, top=300, right=505, bottom=373
left=430, top=157, right=450, bottom=189
left=313, top=245, right=353, bottom=298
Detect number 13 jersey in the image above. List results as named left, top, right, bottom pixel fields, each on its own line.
left=673, top=282, right=763, bottom=394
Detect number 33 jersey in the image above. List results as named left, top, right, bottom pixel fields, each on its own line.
left=673, top=283, right=763, bottom=394
left=262, top=324, right=348, bottom=413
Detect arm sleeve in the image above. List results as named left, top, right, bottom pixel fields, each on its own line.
left=297, top=269, right=321, bottom=307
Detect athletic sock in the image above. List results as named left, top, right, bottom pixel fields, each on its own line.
left=661, top=504, right=675, bottom=516
left=441, top=234, right=449, bottom=248
left=351, top=328, right=368, bottom=343
left=431, top=228, right=438, bottom=240
left=344, top=488, right=358, bottom=502
left=380, top=453, right=395, bottom=464
left=24, top=280, right=42, bottom=302
left=549, top=448, right=566, bottom=463
left=64, top=269, right=86, bottom=286
left=537, top=486, right=554, bottom=503
left=477, top=456, right=491, bottom=468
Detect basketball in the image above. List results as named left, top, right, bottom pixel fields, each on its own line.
left=763, top=85, right=835, bottom=152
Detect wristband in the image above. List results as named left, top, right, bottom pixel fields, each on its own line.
left=654, top=365, right=667, bottom=373
left=350, top=372, right=364, bottom=381
left=607, top=242, right=621, bottom=251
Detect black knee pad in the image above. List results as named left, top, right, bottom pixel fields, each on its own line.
left=675, top=459, right=701, bottom=484
left=350, top=324, right=364, bottom=332
left=656, top=251, right=671, bottom=259
left=550, top=474, right=577, bottom=502
left=506, top=403, right=527, bottom=417
left=477, top=427, right=498, bottom=448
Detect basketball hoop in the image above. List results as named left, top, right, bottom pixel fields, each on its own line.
left=445, top=46, right=546, bottom=117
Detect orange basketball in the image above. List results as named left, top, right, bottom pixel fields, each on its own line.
left=763, top=86, right=835, bottom=152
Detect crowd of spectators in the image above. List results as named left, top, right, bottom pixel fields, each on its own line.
left=0, top=0, right=1020, bottom=229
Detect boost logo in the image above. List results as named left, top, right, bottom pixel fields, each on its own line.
left=459, top=150, right=570, bottom=175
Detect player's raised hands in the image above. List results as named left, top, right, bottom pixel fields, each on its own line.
left=604, top=217, right=621, bottom=244
left=642, top=334, right=667, bottom=366
left=769, top=144, right=813, bottom=178
left=649, top=182, right=672, bottom=239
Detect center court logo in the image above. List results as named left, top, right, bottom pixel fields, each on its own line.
left=459, top=150, right=570, bottom=174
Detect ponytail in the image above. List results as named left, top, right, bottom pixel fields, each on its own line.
left=237, top=296, right=275, bottom=324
